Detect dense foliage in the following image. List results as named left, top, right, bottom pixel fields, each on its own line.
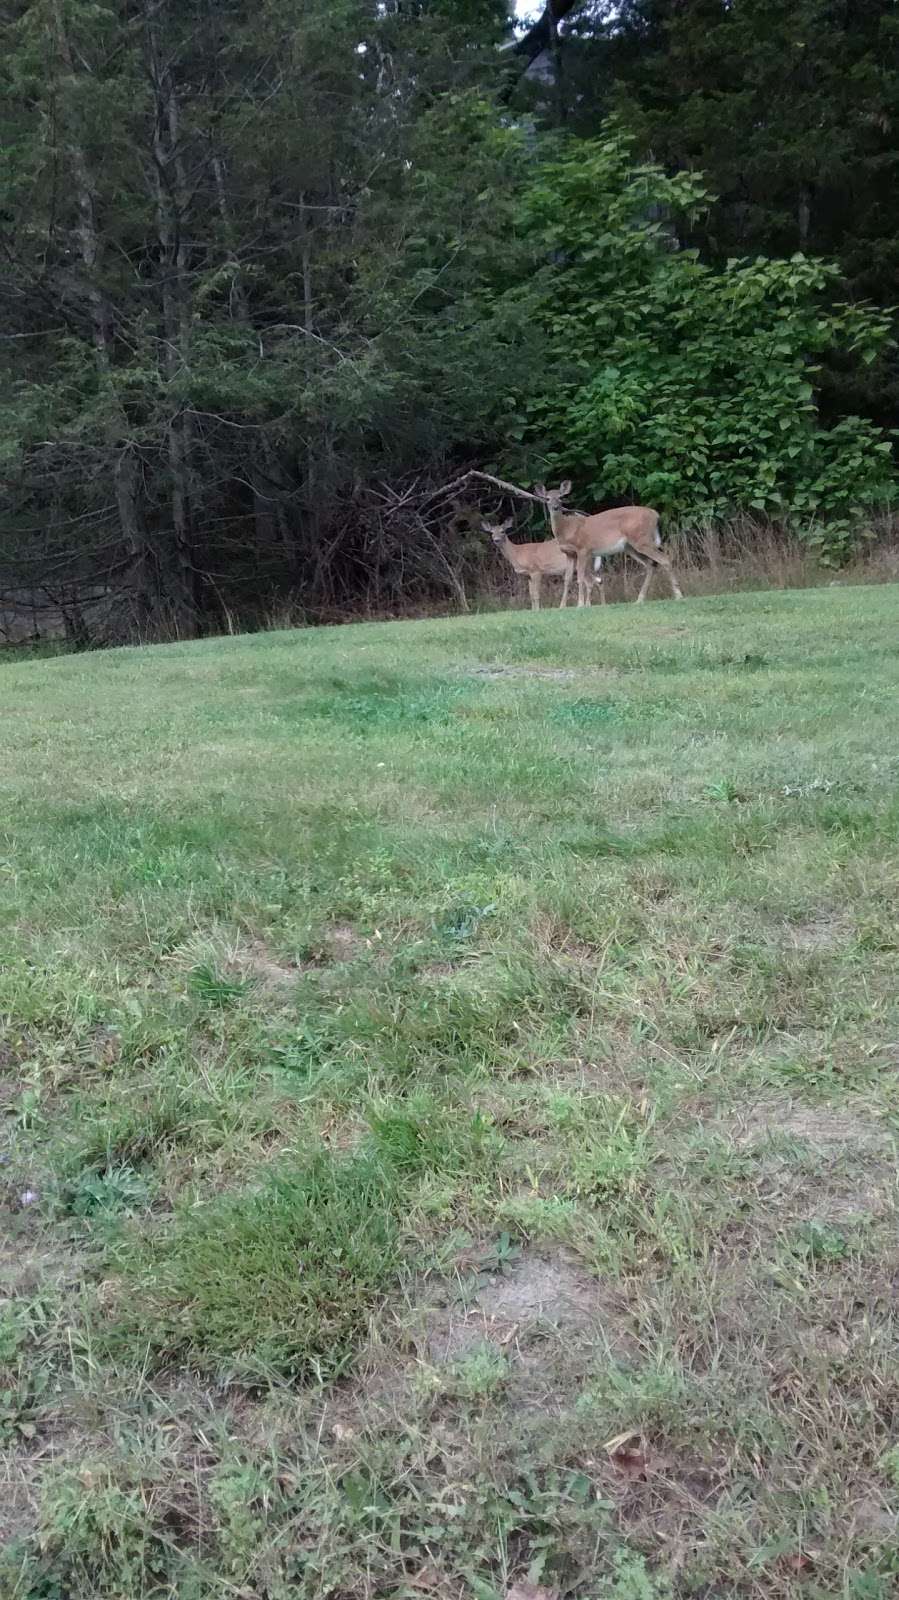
left=0, top=0, right=896, bottom=638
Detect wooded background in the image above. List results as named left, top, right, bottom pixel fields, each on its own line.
left=1, top=0, right=897, bottom=642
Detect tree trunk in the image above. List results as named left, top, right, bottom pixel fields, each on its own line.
left=300, top=194, right=322, bottom=564
left=211, top=152, right=293, bottom=561
left=798, top=182, right=812, bottom=250
left=146, top=3, right=200, bottom=635
left=51, top=0, right=153, bottom=626
left=114, top=447, right=153, bottom=629
left=546, top=1, right=566, bottom=124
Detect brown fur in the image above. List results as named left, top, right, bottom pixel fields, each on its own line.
left=483, top=518, right=604, bottom=610
left=534, top=482, right=683, bottom=606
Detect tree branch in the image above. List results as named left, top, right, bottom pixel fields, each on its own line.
left=503, top=0, right=582, bottom=69
left=424, top=469, right=544, bottom=507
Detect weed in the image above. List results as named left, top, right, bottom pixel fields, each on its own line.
left=188, top=963, right=247, bottom=1005
left=68, top=1164, right=150, bottom=1218
left=447, top=1341, right=511, bottom=1400
left=607, top=1550, right=674, bottom=1599
left=477, top=1230, right=523, bottom=1275
left=36, top=1459, right=169, bottom=1595
left=209, top=1459, right=281, bottom=1576
left=790, top=1219, right=850, bottom=1262
left=704, top=776, right=744, bottom=803
left=434, top=900, right=497, bottom=943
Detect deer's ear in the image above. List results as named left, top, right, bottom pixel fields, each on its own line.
left=534, top=483, right=546, bottom=497
left=559, top=479, right=573, bottom=497
left=501, top=516, right=514, bottom=531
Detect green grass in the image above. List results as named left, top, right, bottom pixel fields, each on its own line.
left=104, top=1152, right=401, bottom=1381
left=2, top=588, right=899, bottom=1597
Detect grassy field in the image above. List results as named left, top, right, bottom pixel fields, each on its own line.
left=1, top=586, right=899, bottom=1599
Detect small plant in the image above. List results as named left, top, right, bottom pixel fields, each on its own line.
left=209, top=1461, right=279, bottom=1575
left=189, top=963, right=247, bottom=1006
left=880, top=1445, right=899, bottom=1491
left=434, top=901, right=497, bottom=943
left=16, top=1086, right=44, bottom=1132
left=477, top=1231, right=522, bottom=1275
left=704, top=777, right=743, bottom=803
left=69, top=1165, right=150, bottom=1218
left=792, top=1220, right=849, bottom=1262
left=448, top=1341, right=510, bottom=1401
left=0, top=1302, right=28, bottom=1367
left=607, top=1548, right=674, bottom=1599
left=0, top=1299, right=52, bottom=1442
left=368, top=1102, right=504, bottom=1177
left=568, top=1119, right=651, bottom=1200
left=557, top=699, right=620, bottom=728
left=39, top=1459, right=166, bottom=1593
left=0, top=1363, right=49, bottom=1442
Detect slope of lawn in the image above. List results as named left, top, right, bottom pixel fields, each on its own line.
left=1, top=586, right=899, bottom=1599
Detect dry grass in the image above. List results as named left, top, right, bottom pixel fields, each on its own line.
left=263, top=518, right=899, bottom=623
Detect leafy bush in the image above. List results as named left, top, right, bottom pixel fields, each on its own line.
left=507, top=131, right=895, bottom=560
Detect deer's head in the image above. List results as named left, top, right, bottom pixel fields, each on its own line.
left=482, top=516, right=514, bottom=546
left=534, top=480, right=572, bottom=514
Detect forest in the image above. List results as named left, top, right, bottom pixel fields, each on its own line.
left=1, top=0, right=897, bottom=642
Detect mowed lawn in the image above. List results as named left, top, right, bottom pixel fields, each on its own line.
left=2, top=587, right=899, bottom=1599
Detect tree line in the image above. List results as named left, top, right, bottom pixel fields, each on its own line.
left=1, top=0, right=896, bottom=642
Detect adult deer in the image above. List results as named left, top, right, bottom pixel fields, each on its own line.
left=484, top=517, right=604, bottom=610
left=534, top=482, right=683, bottom=607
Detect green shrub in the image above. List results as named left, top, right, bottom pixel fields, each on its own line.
left=509, top=130, right=895, bottom=560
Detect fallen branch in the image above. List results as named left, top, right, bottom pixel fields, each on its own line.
left=423, top=469, right=544, bottom=507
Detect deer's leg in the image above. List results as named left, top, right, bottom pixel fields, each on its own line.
left=577, top=550, right=591, bottom=607
left=560, top=556, right=574, bottom=608
left=656, top=551, right=684, bottom=600
left=633, top=548, right=682, bottom=602
left=593, top=557, right=606, bottom=604
left=635, top=556, right=655, bottom=602
left=529, top=573, right=541, bottom=611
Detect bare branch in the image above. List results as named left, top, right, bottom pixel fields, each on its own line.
left=424, top=470, right=544, bottom=506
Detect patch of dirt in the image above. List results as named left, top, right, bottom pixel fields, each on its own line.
left=850, top=1491, right=899, bottom=1539
left=0, top=1236, right=84, bottom=1296
left=749, top=1156, right=895, bottom=1229
left=785, top=913, right=850, bottom=951
left=328, top=923, right=365, bottom=961
left=417, top=961, right=460, bottom=981
left=227, top=939, right=305, bottom=989
left=724, top=1099, right=890, bottom=1152
left=549, top=935, right=598, bottom=965
left=0, top=1033, right=34, bottom=1106
left=0, top=1073, right=22, bottom=1110
left=0, top=1459, right=38, bottom=1547
left=82, top=1024, right=123, bottom=1065
left=227, top=925, right=368, bottom=987
left=301, top=924, right=370, bottom=966
left=814, top=1178, right=892, bottom=1225
left=715, top=1097, right=896, bottom=1230
left=424, top=1251, right=633, bottom=1364
left=470, top=665, right=581, bottom=681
